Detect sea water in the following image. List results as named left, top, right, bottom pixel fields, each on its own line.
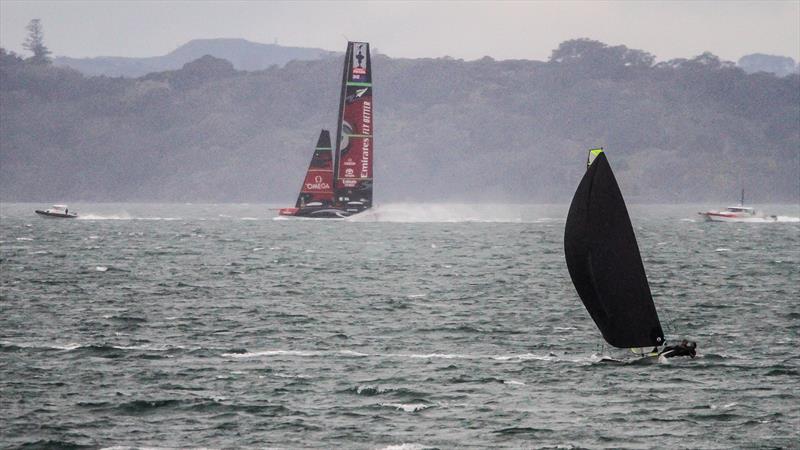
left=1, top=203, right=798, bottom=449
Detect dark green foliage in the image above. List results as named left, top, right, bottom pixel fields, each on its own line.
left=1, top=40, right=797, bottom=203
left=22, top=19, right=52, bottom=65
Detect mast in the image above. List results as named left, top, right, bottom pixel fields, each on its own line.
left=332, top=44, right=353, bottom=189
left=333, top=42, right=373, bottom=210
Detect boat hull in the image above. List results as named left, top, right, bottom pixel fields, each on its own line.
left=278, top=206, right=359, bottom=219
left=35, top=210, right=77, bottom=219
left=699, top=212, right=777, bottom=223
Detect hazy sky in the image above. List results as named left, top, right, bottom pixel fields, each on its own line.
left=1, top=0, right=798, bottom=62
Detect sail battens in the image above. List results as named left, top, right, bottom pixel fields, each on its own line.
left=564, top=150, right=664, bottom=349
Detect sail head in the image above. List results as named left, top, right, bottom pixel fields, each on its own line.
left=564, top=150, right=664, bottom=348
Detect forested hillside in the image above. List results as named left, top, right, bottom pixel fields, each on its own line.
left=1, top=39, right=798, bottom=203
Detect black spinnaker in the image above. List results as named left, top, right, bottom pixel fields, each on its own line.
left=564, top=148, right=665, bottom=349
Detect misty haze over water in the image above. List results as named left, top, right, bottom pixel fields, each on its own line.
left=1, top=37, right=798, bottom=205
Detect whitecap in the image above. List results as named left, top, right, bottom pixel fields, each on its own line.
left=273, top=372, right=311, bottom=379
left=381, top=403, right=430, bottom=412
left=1, top=341, right=82, bottom=351
left=56, top=343, right=83, bottom=350
left=377, top=444, right=427, bottom=450
left=715, top=248, right=731, bottom=252
left=400, top=353, right=471, bottom=359
left=116, top=344, right=179, bottom=351
left=95, top=266, right=109, bottom=272
left=339, top=350, right=369, bottom=357
left=503, top=380, right=526, bottom=386
left=492, top=353, right=554, bottom=362
left=223, top=349, right=320, bottom=358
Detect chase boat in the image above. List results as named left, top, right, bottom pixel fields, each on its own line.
left=698, top=205, right=776, bottom=222
left=35, top=205, right=78, bottom=219
left=698, top=190, right=776, bottom=222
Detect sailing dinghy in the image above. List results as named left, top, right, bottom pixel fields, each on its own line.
left=565, top=148, right=694, bottom=358
left=279, top=41, right=373, bottom=218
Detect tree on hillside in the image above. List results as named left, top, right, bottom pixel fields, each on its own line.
left=22, top=19, right=52, bottom=64
left=549, top=38, right=655, bottom=80
left=549, top=38, right=655, bottom=69
left=0, top=47, right=24, bottom=66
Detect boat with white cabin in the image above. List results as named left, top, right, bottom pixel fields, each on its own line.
left=35, top=204, right=77, bottom=218
left=698, top=190, right=776, bottom=222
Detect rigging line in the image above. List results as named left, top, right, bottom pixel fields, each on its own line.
left=658, top=300, right=676, bottom=345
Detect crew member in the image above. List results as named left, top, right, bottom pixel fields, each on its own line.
left=659, top=340, right=697, bottom=358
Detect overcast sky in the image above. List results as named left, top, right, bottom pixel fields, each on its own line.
left=1, top=0, right=798, bottom=63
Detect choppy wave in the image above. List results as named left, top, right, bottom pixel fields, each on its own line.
left=2, top=203, right=798, bottom=449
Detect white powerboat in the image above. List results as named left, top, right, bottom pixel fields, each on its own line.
left=35, top=204, right=78, bottom=218
left=698, top=191, right=776, bottom=222
left=698, top=205, right=776, bottom=222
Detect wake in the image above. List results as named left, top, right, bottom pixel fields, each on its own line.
left=346, top=203, right=564, bottom=223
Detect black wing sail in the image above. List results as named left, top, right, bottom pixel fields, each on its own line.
left=334, top=42, right=373, bottom=211
left=564, top=149, right=664, bottom=348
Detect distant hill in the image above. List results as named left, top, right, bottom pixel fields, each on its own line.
left=738, top=53, right=798, bottom=77
left=53, top=38, right=336, bottom=77
left=2, top=39, right=798, bottom=203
